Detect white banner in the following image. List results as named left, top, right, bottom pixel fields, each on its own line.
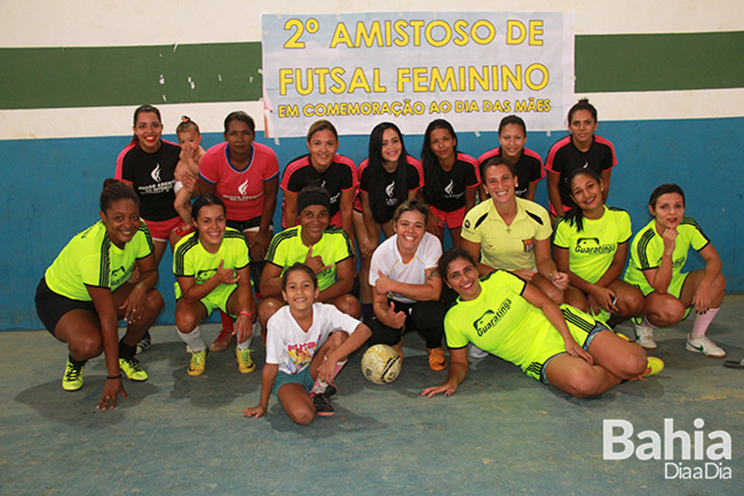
left=262, top=12, right=574, bottom=137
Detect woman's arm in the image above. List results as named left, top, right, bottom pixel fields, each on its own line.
left=465, top=185, right=477, bottom=212
left=232, top=265, right=258, bottom=343
left=258, top=262, right=284, bottom=299
left=340, top=187, right=356, bottom=243
left=197, top=177, right=216, bottom=196
left=421, top=347, right=469, bottom=398
left=87, top=285, right=128, bottom=409
left=360, top=191, right=381, bottom=251
left=600, top=170, right=612, bottom=202
left=522, top=282, right=593, bottom=364
left=374, top=267, right=442, bottom=302
left=283, top=189, right=299, bottom=228
left=546, top=172, right=564, bottom=214
left=643, top=228, right=677, bottom=294
left=118, top=254, right=160, bottom=323
left=252, top=177, right=279, bottom=260
left=525, top=181, right=538, bottom=202
left=534, top=238, right=568, bottom=290
left=243, top=363, right=279, bottom=418
left=318, top=258, right=355, bottom=302
left=692, top=243, right=724, bottom=313
left=177, top=260, right=239, bottom=304
left=460, top=238, right=494, bottom=277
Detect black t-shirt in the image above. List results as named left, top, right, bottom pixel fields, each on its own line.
left=120, top=142, right=180, bottom=221
left=282, top=154, right=356, bottom=220
left=545, top=135, right=617, bottom=209
left=422, top=153, right=478, bottom=212
left=477, top=147, right=544, bottom=199
left=359, top=159, right=422, bottom=222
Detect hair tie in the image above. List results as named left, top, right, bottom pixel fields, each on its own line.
left=181, top=115, right=191, bottom=123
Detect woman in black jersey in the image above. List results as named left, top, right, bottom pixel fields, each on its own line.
left=419, top=119, right=479, bottom=247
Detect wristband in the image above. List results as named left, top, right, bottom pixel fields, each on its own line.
left=239, top=311, right=253, bottom=319
left=107, top=374, right=122, bottom=380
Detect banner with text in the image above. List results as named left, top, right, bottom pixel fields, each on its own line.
left=262, top=12, right=574, bottom=137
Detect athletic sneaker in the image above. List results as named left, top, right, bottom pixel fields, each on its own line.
left=427, top=348, right=447, bottom=371
left=632, top=317, right=657, bottom=350
left=236, top=348, right=256, bottom=374
left=469, top=344, right=489, bottom=359
left=631, top=356, right=665, bottom=380
left=119, top=357, right=148, bottom=382
left=62, top=357, right=85, bottom=391
left=312, top=392, right=335, bottom=417
left=188, top=349, right=209, bottom=376
left=135, top=332, right=152, bottom=355
left=686, top=334, right=726, bottom=358
left=210, top=327, right=235, bottom=352
left=393, top=340, right=404, bottom=363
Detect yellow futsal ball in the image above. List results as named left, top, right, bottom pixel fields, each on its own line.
left=361, top=344, right=402, bottom=384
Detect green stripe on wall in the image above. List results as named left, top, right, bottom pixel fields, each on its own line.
left=1, top=32, right=742, bottom=110
left=576, top=31, right=744, bottom=92
left=0, top=42, right=262, bottom=110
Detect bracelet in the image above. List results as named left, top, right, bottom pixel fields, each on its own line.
left=107, top=374, right=122, bottom=380
left=239, top=311, right=253, bottom=319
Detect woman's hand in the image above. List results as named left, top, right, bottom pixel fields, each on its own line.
left=250, top=230, right=271, bottom=261
left=243, top=405, right=267, bottom=418
left=213, top=260, right=239, bottom=285
left=358, top=237, right=374, bottom=258
left=588, top=286, right=618, bottom=314
left=375, top=271, right=396, bottom=295
left=662, top=228, right=678, bottom=256
left=317, top=359, right=337, bottom=385
left=234, top=313, right=254, bottom=343
left=421, top=381, right=458, bottom=398
left=304, top=245, right=332, bottom=274
left=97, top=378, right=128, bottom=411
left=564, top=339, right=593, bottom=365
left=549, top=271, right=569, bottom=291
left=692, top=281, right=713, bottom=314
left=119, top=283, right=147, bottom=324
left=180, top=171, right=197, bottom=193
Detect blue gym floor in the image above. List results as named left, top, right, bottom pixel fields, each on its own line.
left=2, top=296, right=742, bottom=495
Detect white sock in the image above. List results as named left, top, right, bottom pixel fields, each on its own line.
left=176, top=325, right=207, bottom=352
left=237, top=332, right=253, bottom=351
left=690, top=307, right=720, bottom=340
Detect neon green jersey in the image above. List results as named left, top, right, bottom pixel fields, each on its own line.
left=445, top=270, right=556, bottom=369
left=45, top=220, right=154, bottom=301
left=265, top=226, right=353, bottom=291
left=173, top=228, right=251, bottom=298
left=624, top=217, right=709, bottom=294
left=553, top=206, right=632, bottom=284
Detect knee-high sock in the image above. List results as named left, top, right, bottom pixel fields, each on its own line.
left=177, top=325, right=207, bottom=353
left=690, top=307, right=720, bottom=339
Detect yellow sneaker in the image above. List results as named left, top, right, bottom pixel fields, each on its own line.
left=236, top=348, right=256, bottom=374
left=119, top=356, right=148, bottom=382
left=188, top=349, right=209, bottom=376
left=631, top=356, right=664, bottom=381
left=62, top=357, right=85, bottom=391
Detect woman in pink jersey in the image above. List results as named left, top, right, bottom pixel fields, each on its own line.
left=353, top=122, right=424, bottom=317
left=545, top=99, right=617, bottom=220
left=198, top=111, right=279, bottom=350
left=280, top=120, right=357, bottom=242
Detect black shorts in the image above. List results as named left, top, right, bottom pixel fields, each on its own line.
left=35, top=278, right=96, bottom=337
left=227, top=216, right=265, bottom=232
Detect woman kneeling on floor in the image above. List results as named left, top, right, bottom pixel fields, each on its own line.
left=422, top=248, right=663, bottom=399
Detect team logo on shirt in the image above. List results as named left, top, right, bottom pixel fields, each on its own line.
left=575, top=238, right=615, bottom=255
left=522, top=237, right=535, bottom=252
left=110, top=266, right=132, bottom=288
left=195, top=268, right=218, bottom=285
left=444, top=180, right=454, bottom=195
left=464, top=219, right=471, bottom=229
left=472, top=299, right=512, bottom=336
left=385, top=181, right=397, bottom=206
left=151, top=163, right=161, bottom=182
left=238, top=179, right=250, bottom=196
